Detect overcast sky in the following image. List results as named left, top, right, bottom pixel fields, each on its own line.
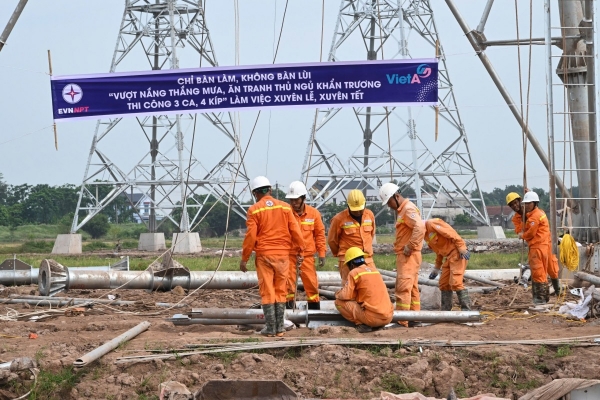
left=0, top=0, right=583, bottom=194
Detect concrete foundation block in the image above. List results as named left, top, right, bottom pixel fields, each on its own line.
left=172, top=232, right=202, bottom=254
left=138, top=233, right=166, bottom=251
left=52, top=234, right=82, bottom=254
left=477, top=226, right=506, bottom=239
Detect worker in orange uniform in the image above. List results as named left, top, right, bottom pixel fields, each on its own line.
left=328, top=189, right=376, bottom=285
left=379, top=182, right=425, bottom=327
left=240, top=176, right=305, bottom=337
left=335, top=247, right=394, bottom=333
left=425, top=218, right=471, bottom=311
left=508, top=191, right=562, bottom=296
left=518, top=191, right=554, bottom=304
left=285, top=181, right=327, bottom=310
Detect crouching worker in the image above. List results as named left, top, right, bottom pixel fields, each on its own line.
left=425, top=218, right=471, bottom=311
left=334, top=247, right=394, bottom=333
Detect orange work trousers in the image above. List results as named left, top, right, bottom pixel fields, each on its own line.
left=338, top=257, right=375, bottom=285
left=286, top=255, right=320, bottom=303
left=546, top=243, right=559, bottom=279
left=528, top=247, right=548, bottom=284
left=335, top=299, right=393, bottom=328
left=395, top=252, right=421, bottom=327
left=256, top=254, right=289, bottom=304
left=438, top=250, right=467, bottom=291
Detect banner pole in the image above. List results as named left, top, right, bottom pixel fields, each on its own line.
left=47, top=49, right=58, bottom=151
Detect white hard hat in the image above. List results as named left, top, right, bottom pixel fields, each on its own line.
left=286, top=181, right=308, bottom=199
left=379, top=182, right=400, bottom=205
left=522, top=191, right=540, bottom=203
left=250, top=176, right=271, bottom=191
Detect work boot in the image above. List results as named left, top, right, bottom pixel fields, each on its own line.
left=308, top=301, right=320, bottom=310
left=551, top=278, right=563, bottom=297
left=274, top=302, right=287, bottom=337
left=285, top=299, right=295, bottom=310
left=260, top=303, right=276, bottom=337
left=356, top=324, right=373, bottom=333
left=542, top=282, right=550, bottom=303
left=531, top=282, right=546, bottom=305
left=456, top=289, right=471, bottom=311
left=441, top=290, right=453, bottom=311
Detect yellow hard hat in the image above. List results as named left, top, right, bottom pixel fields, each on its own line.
left=347, top=189, right=366, bottom=211
left=506, top=192, right=521, bottom=205
left=344, top=247, right=366, bottom=265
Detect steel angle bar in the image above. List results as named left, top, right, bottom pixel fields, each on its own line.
left=73, top=321, right=151, bottom=368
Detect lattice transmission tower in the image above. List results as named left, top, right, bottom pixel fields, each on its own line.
left=70, top=0, right=248, bottom=236
left=302, top=0, right=488, bottom=224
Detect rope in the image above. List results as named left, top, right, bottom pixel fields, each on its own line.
left=560, top=233, right=580, bottom=271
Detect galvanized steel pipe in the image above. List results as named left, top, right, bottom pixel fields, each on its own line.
left=73, top=321, right=151, bottom=367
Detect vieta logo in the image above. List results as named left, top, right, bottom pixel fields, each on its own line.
left=386, top=63, right=432, bottom=85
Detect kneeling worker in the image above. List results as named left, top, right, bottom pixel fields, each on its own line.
left=425, top=218, right=471, bottom=311
left=334, top=247, right=394, bottom=332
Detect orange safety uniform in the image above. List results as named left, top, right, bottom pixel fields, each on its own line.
left=328, top=208, right=376, bottom=284
left=424, top=218, right=468, bottom=291
left=242, top=195, right=305, bottom=304
left=512, top=212, right=523, bottom=234
left=335, top=264, right=394, bottom=327
left=521, top=207, right=552, bottom=284
left=287, top=204, right=327, bottom=303
left=393, top=198, right=425, bottom=326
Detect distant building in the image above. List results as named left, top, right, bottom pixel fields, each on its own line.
left=120, top=192, right=161, bottom=224
left=486, top=205, right=512, bottom=228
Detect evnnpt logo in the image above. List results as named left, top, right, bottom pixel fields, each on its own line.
left=62, top=84, right=83, bottom=104
left=386, top=63, right=431, bottom=85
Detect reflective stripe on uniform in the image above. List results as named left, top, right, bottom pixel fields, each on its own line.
left=411, top=301, right=420, bottom=305
left=353, top=271, right=380, bottom=280
left=251, top=205, right=291, bottom=215
left=425, top=232, right=437, bottom=244
left=307, top=293, right=320, bottom=301
left=286, top=293, right=295, bottom=299
left=540, top=215, right=546, bottom=221
left=396, top=303, right=410, bottom=309
left=341, top=223, right=360, bottom=229
left=300, top=221, right=314, bottom=225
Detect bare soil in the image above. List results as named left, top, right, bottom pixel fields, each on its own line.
left=1, top=279, right=600, bottom=400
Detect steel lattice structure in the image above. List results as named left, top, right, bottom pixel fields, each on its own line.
left=301, top=0, right=488, bottom=224
left=71, top=0, right=248, bottom=233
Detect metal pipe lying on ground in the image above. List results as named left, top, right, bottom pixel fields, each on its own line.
left=378, top=269, right=438, bottom=287
left=0, top=257, right=129, bottom=286
left=39, top=259, right=346, bottom=296
left=318, top=289, right=337, bottom=299
left=171, top=308, right=481, bottom=325
left=5, top=294, right=187, bottom=308
left=73, top=321, right=151, bottom=368
left=463, top=272, right=505, bottom=287
left=574, top=271, right=600, bottom=287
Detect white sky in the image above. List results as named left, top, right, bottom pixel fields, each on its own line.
left=0, top=0, right=583, bottom=193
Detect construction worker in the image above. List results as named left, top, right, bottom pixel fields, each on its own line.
left=518, top=191, right=554, bottom=304
left=285, top=181, right=327, bottom=310
left=328, top=189, right=376, bottom=285
left=335, top=247, right=394, bottom=333
left=425, top=218, right=471, bottom=311
left=506, top=192, right=523, bottom=234
left=508, top=191, right=561, bottom=296
left=379, top=182, right=425, bottom=327
left=240, top=176, right=305, bottom=337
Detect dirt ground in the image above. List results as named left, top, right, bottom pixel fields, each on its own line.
left=1, top=276, right=600, bottom=400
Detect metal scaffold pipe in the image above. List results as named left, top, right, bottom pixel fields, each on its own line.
left=170, top=308, right=482, bottom=325
left=38, top=259, right=345, bottom=297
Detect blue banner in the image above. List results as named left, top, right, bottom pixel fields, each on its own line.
left=50, top=59, right=438, bottom=121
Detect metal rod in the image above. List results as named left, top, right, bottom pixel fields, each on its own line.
left=476, top=0, right=495, bottom=33
left=318, top=289, right=337, bottom=299
left=73, top=321, right=151, bottom=367
left=8, top=294, right=139, bottom=305
left=0, top=0, right=28, bottom=52
left=463, top=272, right=505, bottom=287
left=444, top=0, right=571, bottom=201
left=185, top=308, right=481, bottom=324
left=378, top=269, right=439, bottom=287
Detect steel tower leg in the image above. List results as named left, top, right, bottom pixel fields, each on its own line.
left=301, top=0, right=488, bottom=225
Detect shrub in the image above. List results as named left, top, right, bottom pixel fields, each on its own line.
left=82, top=214, right=110, bottom=239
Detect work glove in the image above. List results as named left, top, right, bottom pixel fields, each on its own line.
left=459, top=249, right=471, bottom=261
left=296, top=254, right=304, bottom=267
left=403, top=245, right=412, bottom=256
left=428, top=269, right=440, bottom=280
left=318, top=257, right=326, bottom=268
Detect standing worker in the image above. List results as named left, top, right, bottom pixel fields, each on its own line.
left=379, top=182, right=425, bottom=327
left=508, top=191, right=561, bottom=296
left=240, top=176, right=305, bottom=337
left=328, top=189, right=376, bottom=285
left=335, top=247, right=394, bottom=333
left=518, top=191, right=554, bottom=304
left=425, top=218, right=471, bottom=311
left=285, top=181, right=327, bottom=310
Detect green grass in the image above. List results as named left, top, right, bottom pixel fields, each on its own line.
left=379, top=373, right=415, bottom=394
left=30, top=367, right=83, bottom=400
